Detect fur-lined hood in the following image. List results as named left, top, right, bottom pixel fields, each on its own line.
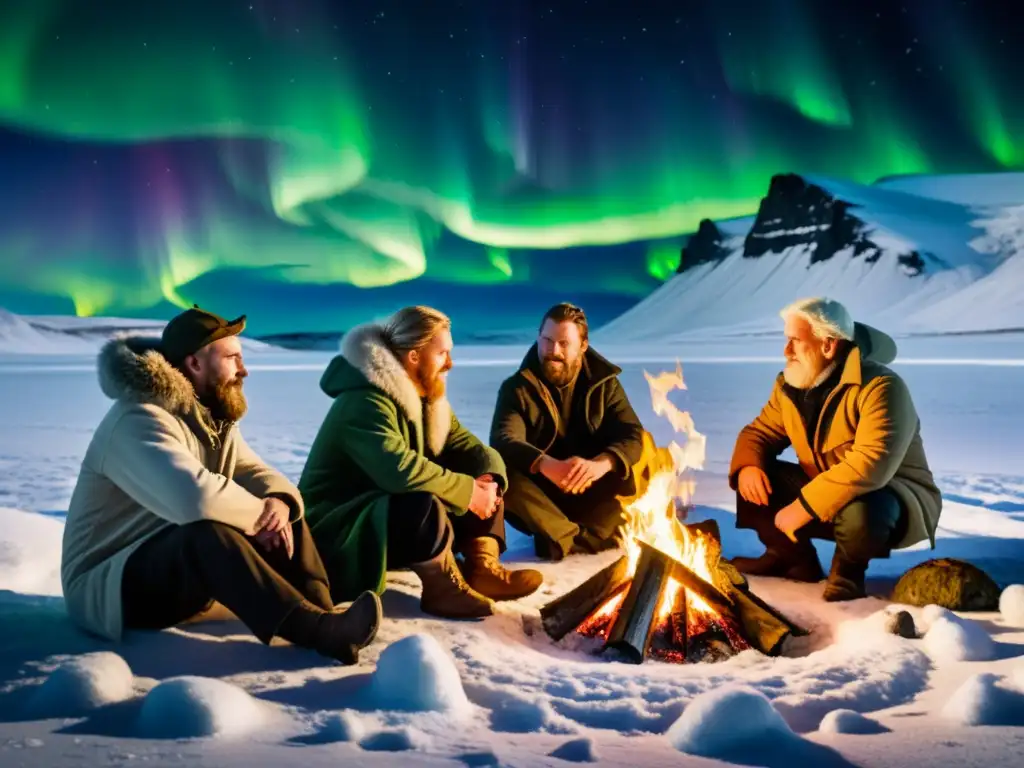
left=97, top=335, right=220, bottom=442
left=322, top=322, right=452, bottom=456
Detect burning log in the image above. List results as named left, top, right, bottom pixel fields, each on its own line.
left=667, top=557, right=734, bottom=616
left=604, top=541, right=677, bottom=663
left=539, top=555, right=631, bottom=641
left=539, top=522, right=808, bottom=664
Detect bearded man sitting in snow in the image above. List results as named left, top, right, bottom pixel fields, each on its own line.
left=298, top=305, right=544, bottom=620
left=489, top=302, right=647, bottom=561
left=728, top=297, right=942, bottom=602
left=61, top=306, right=381, bottom=665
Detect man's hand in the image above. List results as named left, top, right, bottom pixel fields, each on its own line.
left=737, top=466, right=773, bottom=506
left=254, top=524, right=294, bottom=559
left=774, top=500, right=814, bottom=543
left=562, top=455, right=614, bottom=494
left=468, top=477, right=499, bottom=520
left=253, top=497, right=294, bottom=557
left=537, top=456, right=573, bottom=488
left=254, top=497, right=291, bottom=534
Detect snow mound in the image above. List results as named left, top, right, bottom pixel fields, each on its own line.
left=0, top=507, right=64, bottom=595
left=818, top=709, right=890, bottom=734
left=358, top=727, right=429, bottom=752
left=920, top=604, right=953, bottom=632
left=999, top=584, right=1024, bottom=626
left=666, top=686, right=794, bottom=758
left=369, top=633, right=471, bottom=716
left=942, top=673, right=1024, bottom=726
left=923, top=610, right=995, bottom=663
left=549, top=737, right=598, bottom=762
left=136, top=676, right=268, bottom=739
left=458, top=751, right=501, bottom=766
left=316, top=710, right=365, bottom=743
left=835, top=607, right=917, bottom=645
left=28, top=652, right=134, bottom=718
left=488, top=692, right=577, bottom=734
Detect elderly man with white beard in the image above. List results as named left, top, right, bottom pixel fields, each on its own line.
left=727, top=297, right=942, bottom=601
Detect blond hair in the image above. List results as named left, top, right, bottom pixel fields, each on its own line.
left=780, top=297, right=855, bottom=341
left=382, top=305, right=451, bottom=353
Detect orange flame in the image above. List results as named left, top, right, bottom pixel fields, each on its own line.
left=617, top=363, right=712, bottom=620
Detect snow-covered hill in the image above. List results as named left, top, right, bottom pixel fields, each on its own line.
left=600, top=172, right=1024, bottom=343
left=0, top=312, right=283, bottom=355
left=0, top=309, right=98, bottom=354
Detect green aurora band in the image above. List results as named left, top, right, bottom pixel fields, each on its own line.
left=0, top=0, right=1020, bottom=318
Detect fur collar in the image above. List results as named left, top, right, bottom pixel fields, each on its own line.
left=340, top=322, right=452, bottom=456
left=97, top=335, right=220, bottom=442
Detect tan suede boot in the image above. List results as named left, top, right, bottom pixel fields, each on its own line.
left=462, top=536, right=544, bottom=601
left=409, top=524, right=494, bottom=619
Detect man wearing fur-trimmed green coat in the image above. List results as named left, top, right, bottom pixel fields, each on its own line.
left=299, top=306, right=543, bottom=619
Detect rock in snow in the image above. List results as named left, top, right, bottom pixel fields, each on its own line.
left=28, top=652, right=135, bottom=718
left=369, top=633, right=471, bottom=716
left=923, top=609, right=996, bottom=663
left=942, top=673, right=1024, bottom=726
left=666, top=686, right=795, bottom=759
left=891, top=558, right=1001, bottom=611
left=136, top=676, right=267, bottom=739
left=884, top=610, right=918, bottom=638
left=819, top=709, right=890, bottom=734
left=999, top=584, right=1024, bottom=626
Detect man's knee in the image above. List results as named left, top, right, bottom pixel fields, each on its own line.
left=389, top=491, right=443, bottom=518
left=180, top=520, right=250, bottom=551
left=387, top=492, right=447, bottom=562
left=834, top=490, right=903, bottom=549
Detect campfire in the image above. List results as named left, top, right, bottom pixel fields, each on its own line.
left=538, top=365, right=807, bottom=664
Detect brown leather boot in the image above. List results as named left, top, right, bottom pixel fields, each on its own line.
left=730, top=547, right=824, bottom=583
left=461, top=536, right=544, bottom=601
left=822, top=554, right=867, bottom=602
left=409, top=524, right=494, bottom=619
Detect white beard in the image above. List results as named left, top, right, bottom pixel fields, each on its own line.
left=783, top=360, right=837, bottom=390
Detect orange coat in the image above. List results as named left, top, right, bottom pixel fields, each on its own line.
left=729, top=342, right=941, bottom=550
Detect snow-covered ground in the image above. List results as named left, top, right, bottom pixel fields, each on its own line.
left=1, top=340, right=1024, bottom=767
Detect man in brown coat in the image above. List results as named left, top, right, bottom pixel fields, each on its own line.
left=490, top=303, right=646, bottom=560
left=61, top=306, right=381, bottom=664
left=728, top=297, right=942, bottom=601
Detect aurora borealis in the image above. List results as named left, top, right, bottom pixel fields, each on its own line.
left=0, top=0, right=1021, bottom=335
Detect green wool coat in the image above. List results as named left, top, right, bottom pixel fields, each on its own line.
left=298, top=323, right=507, bottom=601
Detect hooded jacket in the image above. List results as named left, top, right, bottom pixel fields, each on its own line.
left=489, top=344, right=646, bottom=481
left=61, top=336, right=304, bottom=640
left=729, top=324, right=942, bottom=549
left=298, top=323, right=506, bottom=601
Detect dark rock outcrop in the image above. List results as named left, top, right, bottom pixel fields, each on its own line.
left=676, top=218, right=731, bottom=274
left=742, top=173, right=931, bottom=272
left=890, top=558, right=1002, bottom=611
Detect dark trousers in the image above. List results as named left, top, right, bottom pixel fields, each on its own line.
left=736, top=460, right=906, bottom=567
left=502, top=468, right=629, bottom=559
left=121, top=517, right=333, bottom=644
left=386, top=491, right=507, bottom=568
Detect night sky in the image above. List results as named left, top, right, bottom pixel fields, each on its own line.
left=0, top=0, right=1021, bottom=335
